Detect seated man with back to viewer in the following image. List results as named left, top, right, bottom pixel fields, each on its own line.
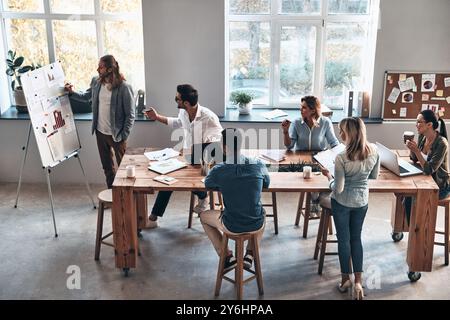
left=144, top=84, right=223, bottom=228
left=200, top=128, right=270, bottom=271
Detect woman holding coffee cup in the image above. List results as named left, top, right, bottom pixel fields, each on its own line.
left=320, top=117, right=380, bottom=299
left=403, top=110, right=450, bottom=225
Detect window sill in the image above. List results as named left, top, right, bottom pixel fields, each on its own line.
left=221, top=107, right=382, bottom=124
left=0, top=106, right=383, bottom=124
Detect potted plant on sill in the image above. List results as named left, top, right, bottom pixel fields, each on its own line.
left=5, top=50, right=41, bottom=113
left=230, top=91, right=253, bottom=115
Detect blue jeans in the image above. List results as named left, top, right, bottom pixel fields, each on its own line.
left=404, top=185, right=450, bottom=225
left=331, top=198, right=368, bottom=274
left=151, top=191, right=207, bottom=217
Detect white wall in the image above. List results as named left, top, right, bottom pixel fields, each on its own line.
left=1, top=0, right=450, bottom=184
left=371, top=0, right=450, bottom=116
left=143, top=0, right=225, bottom=117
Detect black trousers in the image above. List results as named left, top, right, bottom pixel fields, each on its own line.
left=95, top=130, right=127, bottom=188
left=151, top=191, right=207, bottom=217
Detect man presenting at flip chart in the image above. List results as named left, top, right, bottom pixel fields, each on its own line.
left=65, top=55, right=135, bottom=188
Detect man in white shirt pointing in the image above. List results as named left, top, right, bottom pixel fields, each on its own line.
left=145, top=84, right=223, bottom=228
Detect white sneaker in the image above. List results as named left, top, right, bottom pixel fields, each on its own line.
left=144, top=219, right=158, bottom=229
left=193, top=197, right=209, bottom=213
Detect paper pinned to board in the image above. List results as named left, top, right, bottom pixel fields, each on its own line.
left=261, top=109, right=288, bottom=120
left=421, top=74, right=436, bottom=92
left=387, top=87, right=400, bottom=104
left=398, top=77, right=415, bottom=92
left=445, top=77, right=450, bottom=88
left=436, top=90, right=444, bottom=97
left=446, top=96, right=450, bottom=104
left=422, top=94, right=429, bottom=101
left=399, top=107, right=407, bottom=118
left=422, top=104, right=429, bottom=111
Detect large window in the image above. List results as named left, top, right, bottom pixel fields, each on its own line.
left=227, top=0, right=379, bottom=118
left=1, top=0, right=144, bottom=94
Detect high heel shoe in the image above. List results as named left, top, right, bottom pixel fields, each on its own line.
left=337, top=279, right=352, bottom=293
left=353, top=283, right=364, bottom=300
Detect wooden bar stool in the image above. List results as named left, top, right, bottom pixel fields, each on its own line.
left=314, top=197, right=338, bottom=275
left=215, top=224, right=264, bottom=300
left=295, top=192, right=330, bottom=238
left=436, top=196, right=450, bottom=266
left=262, top=192, right=279, bottom=235
left=187, top=191, right=223, bottom=228
left=94, top=189, right=114, bottom=260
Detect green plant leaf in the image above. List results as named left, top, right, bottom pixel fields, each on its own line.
left=11, top=80, right=15, bottom=92
left=13, top=56, right=24, bottom=67
left=7, top=50, right=14, bottom=60
left=6, top=59, right=14, bottom=68
left=18, top=66, right=32, bottom=73
left=6, top=69, right=15, bottom=76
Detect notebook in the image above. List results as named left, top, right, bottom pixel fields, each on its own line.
left=148, top=158, right=187, bottom=175
left=260, top=149, right=286, bottom=162
left=144, top=148, right=179, bottom=161
left=153, top=175, right=178, bottom=185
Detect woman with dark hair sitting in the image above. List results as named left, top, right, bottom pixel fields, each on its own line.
left=404, top=110, right=450, bottom=224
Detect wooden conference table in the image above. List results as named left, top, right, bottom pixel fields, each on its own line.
left=112, top=148, right=438, bottom=278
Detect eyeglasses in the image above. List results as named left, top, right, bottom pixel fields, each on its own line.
left=175, top=96, right=181, bottom=102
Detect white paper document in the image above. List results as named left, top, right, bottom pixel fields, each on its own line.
left=445, top=77, right=450, bottom=88
left=148, top=158, right=187, bottom=175
left=260, top=149, right=286, bottom=162
left=261, top=109, right=288, bottom=120
left=153, top=175, right=178, bottom=185
left=421, top=74, right=436, bottom=92
left=398, top=77, right=415, bottom=92
left=313, top=143, right=346, bottom=177
left=145, top=148, right=180, bottom=161
left=400, top=107, right=407, bottom=117
left=387, top=87, right=401, bottom=104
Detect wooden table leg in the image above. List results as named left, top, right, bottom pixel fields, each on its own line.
left=391, top=193, right=409, bottom=233
left=136, top=193, right=149, bottom=230
left=406, top=188, right=438, bottom=272
left=112, top=186, right=138, bottom=271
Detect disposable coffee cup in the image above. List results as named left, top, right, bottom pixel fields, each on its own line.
left=303, top=166, right=312, bottom=179
left=126, top=165, right=136, bottom=178
left=403, top=131, right=415, bottom=144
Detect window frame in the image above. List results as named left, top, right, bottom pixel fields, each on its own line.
left=226, top=0, right=380, bottom=111
left=0, top=0, right=144, bottom=107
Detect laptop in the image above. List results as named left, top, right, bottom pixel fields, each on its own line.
left=189, top=142, right=223, bottom=165
left=375, top=142, right=422, bottom=177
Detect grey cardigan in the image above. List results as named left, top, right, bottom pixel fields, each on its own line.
left=70, top=77, right=135, bottom=142
left=410, top=133, right=450, bottom=191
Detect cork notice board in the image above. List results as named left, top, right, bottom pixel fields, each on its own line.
left=382, top=71, right=450, bottom=120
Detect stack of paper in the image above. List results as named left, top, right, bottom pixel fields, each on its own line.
left=313, top=144, right=346, bottom=177
left=148, top=158, right=187, bottom=174
left=261, top=109, right=288, bottom=120
left=145, top=148, right=179, bottom=161
left=260, top=149, right=286, bottom=162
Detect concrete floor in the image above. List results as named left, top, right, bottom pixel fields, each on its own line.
left=0, top=182, right=449, bottom=300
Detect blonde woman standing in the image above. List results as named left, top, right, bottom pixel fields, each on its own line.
left=321, top=117, right=380, bottom=299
